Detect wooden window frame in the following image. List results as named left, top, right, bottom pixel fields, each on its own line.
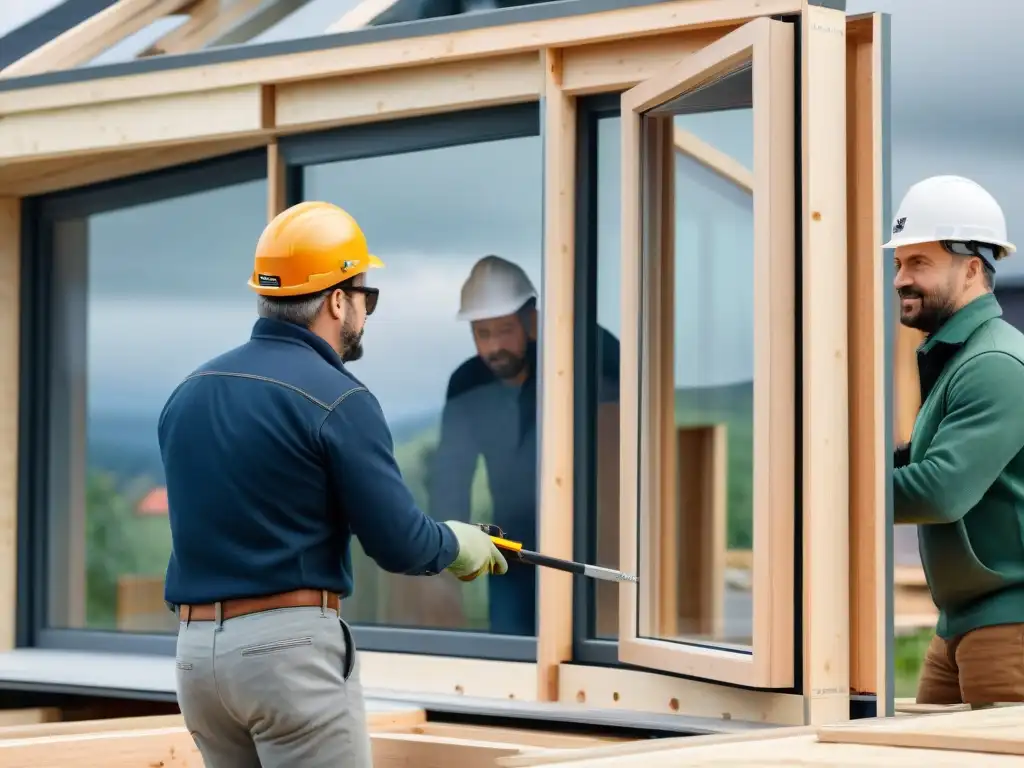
left=617, top=17, right=797, bottom=689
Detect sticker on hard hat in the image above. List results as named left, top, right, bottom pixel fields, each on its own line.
left=258, top=274, right=281, bottom=287
left=893, top=217, right=906, bottom=234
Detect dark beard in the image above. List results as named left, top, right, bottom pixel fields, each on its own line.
left=341, top=318, right=364, bottom=362
left=898, top=286, right=958, bottom=334
left=485, top=350, right=527, bottom=380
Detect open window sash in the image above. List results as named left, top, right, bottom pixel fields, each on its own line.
left=617, top=17, right=797, bottom=689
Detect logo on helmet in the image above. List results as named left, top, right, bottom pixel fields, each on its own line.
left=257, top=274, right=281, bottom=287
left=892, top=217, right=907, bottom=235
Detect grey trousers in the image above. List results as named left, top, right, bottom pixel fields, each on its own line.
left=175, top=604, right=372, bottom=767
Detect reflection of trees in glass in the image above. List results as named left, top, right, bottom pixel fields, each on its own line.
left=85, top=472, right=173, bottom=629
left=346, top=421, right=494, bottom=628
left=675, top=382, right=753, bottom=550
left=84, top=419, right=500, bottom=631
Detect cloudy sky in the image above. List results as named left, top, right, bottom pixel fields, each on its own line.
left=5, top=0, right=1024, bottom=423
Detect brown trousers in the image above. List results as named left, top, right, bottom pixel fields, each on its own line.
left=917, top=623, right=1024, bottom=705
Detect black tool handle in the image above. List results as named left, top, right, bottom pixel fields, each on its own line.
left=515, top=549, right=587, bottom=576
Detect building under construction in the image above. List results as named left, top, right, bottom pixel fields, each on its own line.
left=0, top=0, right=1020, bottom=764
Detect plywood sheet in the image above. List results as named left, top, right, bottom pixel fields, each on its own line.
left=0, top=701, right=424, bottom=742
left=817, top=705, right=1024, bottom=757
left=520, top=733, right=1024, bottom=767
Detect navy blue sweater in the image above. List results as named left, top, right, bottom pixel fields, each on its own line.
left=159, top=317, right=460, bottom=605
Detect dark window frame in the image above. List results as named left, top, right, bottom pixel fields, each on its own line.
left=18, top=104, right=542, bottom=663
left=572, top=92, right=624, bottom=667
left=278, top=102, right=543, bottom=662
left=18, top=149, right=269, bottom=657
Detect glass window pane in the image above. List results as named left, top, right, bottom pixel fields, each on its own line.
left=592, top=115, right=623, bottom=640
left=47, top=178, right=268, bottom=632
left=301, top=134, right=543, bottom=636
left=592, top=108, right=755, bottom=647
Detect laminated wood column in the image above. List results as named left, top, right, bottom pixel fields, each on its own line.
left=536, top=47, right=576, bottom=702
left=0, top=198, right=20, bottom=650
left=801, top=3, right=851, bottom=725
left=845, top=13, right=889, bottom=703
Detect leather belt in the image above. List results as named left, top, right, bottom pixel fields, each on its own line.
left=178, top=588, right=340, bottom=622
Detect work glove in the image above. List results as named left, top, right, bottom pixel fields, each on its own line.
left=443, top=521, right=509, bottom=581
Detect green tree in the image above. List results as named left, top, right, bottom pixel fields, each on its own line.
left=85, top=471, right=173, bottom=628
left=85, top=472, right=146, bottom=628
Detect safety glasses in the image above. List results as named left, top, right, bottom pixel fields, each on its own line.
left=344, top=286, right=379, bottom=315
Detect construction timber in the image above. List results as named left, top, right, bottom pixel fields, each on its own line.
left=0, top=0, right=952, bottom=764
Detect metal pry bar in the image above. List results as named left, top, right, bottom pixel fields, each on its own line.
left=478, top=524, right=640, bottom=584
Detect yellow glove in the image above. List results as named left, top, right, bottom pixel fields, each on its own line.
left=443, top=521, right=509, bottom=581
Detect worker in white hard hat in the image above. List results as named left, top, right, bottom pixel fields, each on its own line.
left=886, top=175, right=1024, bottom=707
left=428, top=255, right=620, bottom=636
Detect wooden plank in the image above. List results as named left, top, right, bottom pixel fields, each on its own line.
left=275, top=54, right=541, bottom=132
left=0, top=709, right=60, bottom=728
left=0, top=714, right=184, bottom=740
left=0, top=137, right=268, bottom=196
left=0, top=0, right=194, bottom=78
left=0, top=86, right=268, bottom=162
left=556, top=663, right=805, bottom=725
left=326, top=0, right=403, bottom=32
left=0, top=199, right=19, bottom=654
left=0, top=725, right=551, bottom=767
left=800, top=2, right=850, bottom=725
left=0, top=0, right=802, bottom=117
left=402, top=723, right=630, bottom=749
left=359, top=653, right=538, bottom=700
left=513, top=733, right=1024, bottom=767
left=535, top=46, right=576, bottom=705
left=560, top=29, right=737, bottom=95
left=139, top=0, right=267, bottom=57
left=497, top=726, right=816, bottom=767
left=845, top=12, right=887, bottom=700
left=817, top=705, right=1024, bottom=756
left=267, top=141, right=286, bottom=221
left=373, top=733, right=549, bottom=767
left=0, top=703, right=424, bottom=741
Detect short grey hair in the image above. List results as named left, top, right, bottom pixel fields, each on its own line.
left=256, top=291, right=328, bottom=328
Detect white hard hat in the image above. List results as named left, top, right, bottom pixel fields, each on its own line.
left=456, top=255, right=537, bottom=322
left=883, top=175, right=1015, bottom=257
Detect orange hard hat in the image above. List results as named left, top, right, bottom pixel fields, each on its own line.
left=248, top=201, right=384, bottom=297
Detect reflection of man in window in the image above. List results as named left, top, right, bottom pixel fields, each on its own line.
left=430, top=255, right=620, bottom=636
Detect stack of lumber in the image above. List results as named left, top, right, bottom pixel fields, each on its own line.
left=0, top=699, right=633, bottom=767
left=500, top=704, right=1024, bottom=767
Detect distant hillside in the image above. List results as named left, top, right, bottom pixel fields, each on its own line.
left=86, top=407, right=442, bottom=485
left=88, top=411, right=164, bottom=489
left=675, top=380, right=753, bottom=422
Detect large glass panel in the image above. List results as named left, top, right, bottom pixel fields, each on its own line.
left=46, top=178, right=268, bottom=632
left=592, top=106, right=755, bottom=647
left=302, top=135, right=543, bottom=636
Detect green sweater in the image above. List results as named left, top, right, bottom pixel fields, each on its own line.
left=895, top=293, right=1024, bottom=639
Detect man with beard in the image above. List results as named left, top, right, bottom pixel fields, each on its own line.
left=429, top=255, right=620, bottom=636
left=159, top=202, right=507, bottom=768
left=886, top=175, right=1024, bottom=707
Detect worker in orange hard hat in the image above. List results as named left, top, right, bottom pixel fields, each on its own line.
left=158, top=201, right=507, bottom=768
